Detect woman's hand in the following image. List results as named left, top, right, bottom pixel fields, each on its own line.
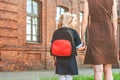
left=81, top=39, right=86, bottom=47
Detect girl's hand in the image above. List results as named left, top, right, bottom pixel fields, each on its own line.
left=53, top=61, right=56, bottom=66
left=53, top=57, right=56, bottom=66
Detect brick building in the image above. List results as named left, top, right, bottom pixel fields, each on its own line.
left=0, top=0, right=119, bottom=71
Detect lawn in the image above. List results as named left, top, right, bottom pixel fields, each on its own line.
left=39, top=72, right=120, bottom=80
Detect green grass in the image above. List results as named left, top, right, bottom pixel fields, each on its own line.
left=73, top=75, right=94, bottom=80
left=39, top=73, right=120, bottom=80
left=39, top=77, right=58, bottom=80
left=113, top=72, right=120, bottom=80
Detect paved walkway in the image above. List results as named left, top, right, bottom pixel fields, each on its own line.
left=0, top=68, right=120, bottom=80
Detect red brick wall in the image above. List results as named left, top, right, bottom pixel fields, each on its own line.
left=0, top=0, right=46, bottom=71
left=0, top=0, right=119, bottom=71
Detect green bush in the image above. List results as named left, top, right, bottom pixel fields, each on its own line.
left=39, top=73, right=120, bottom=80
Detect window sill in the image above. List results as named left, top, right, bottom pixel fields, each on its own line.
left=26, top=42, right=42, bottom=45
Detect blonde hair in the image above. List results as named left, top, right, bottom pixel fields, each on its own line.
left=57, top=12, right=77, bottom=29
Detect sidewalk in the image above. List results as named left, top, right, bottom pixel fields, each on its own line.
left=0, top=68, right=120, bottom=80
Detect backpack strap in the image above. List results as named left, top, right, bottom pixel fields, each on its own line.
left=61, top=27, right=75, bottom=47
left=67, top=28, right=76, bottom=47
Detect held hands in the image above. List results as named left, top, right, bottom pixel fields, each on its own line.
left=77, top=41, right=86, bottom=51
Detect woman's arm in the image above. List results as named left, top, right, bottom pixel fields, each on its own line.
left=81, top=0, right=89, bottom=43
left=112, top=0, right=118, bottom=39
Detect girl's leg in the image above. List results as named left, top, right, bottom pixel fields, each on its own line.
left=65, top=75, right=73, bottom=80
left=59, top=75, right=66, bottom=80
left=103, top=64, right=113, bottom=80
left=93, top=65, right=103, bottom=80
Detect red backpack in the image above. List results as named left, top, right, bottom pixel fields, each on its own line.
left=50, top=27, right=75, bottom=57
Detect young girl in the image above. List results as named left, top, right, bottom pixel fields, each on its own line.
left=52, top=12, right=84, bottom=80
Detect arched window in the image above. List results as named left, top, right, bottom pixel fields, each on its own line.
left=26, top=0, right=41, bottom=43
left=56, top=6, right=68, bottom=27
